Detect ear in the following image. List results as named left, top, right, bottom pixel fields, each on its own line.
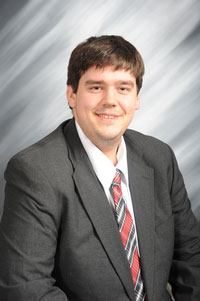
left=67, top=85, right=76, bottom=109
left=135, top=94, right=140, bottom=110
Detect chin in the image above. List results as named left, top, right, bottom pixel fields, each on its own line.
left=98, top=133, right=121, bottom=142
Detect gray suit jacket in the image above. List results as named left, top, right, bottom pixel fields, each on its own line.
left=0, top=118, right=200, bottom=301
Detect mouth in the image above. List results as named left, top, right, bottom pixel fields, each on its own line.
left=96, top=113, right=121, bottom=120
left=98, top=114, right=116, bottom=119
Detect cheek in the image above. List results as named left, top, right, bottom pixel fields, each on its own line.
left=79, top=96, right=99, bottom=111
left=76, top=96, right=89, bottom=110
left=122, top=102, right=136, bottom=114
left=119, top=95, right=138, bottom=113
left=128, top=97, right=139, bottom=113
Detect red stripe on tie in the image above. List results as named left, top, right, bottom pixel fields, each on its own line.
left=120, top=207, right=132, bottom=247
left=131, top=248, right=140, bottom=285
left=113, top=185, right=121, bottom=204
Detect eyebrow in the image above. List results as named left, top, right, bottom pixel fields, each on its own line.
left=85, top=80, right=135, bottom=87
left=85, top=80, right=105, bottom=86
left=116, top=81, right=135, bottom=87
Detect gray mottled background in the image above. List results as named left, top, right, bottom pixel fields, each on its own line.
left=0, top=0, right=200, bottom=220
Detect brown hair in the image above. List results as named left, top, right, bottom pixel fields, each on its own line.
left=67, top=35, right=145, bottom=93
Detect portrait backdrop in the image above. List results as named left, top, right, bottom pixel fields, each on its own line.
left=0, top=0, right=200, bottom=220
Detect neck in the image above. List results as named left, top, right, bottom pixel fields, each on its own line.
left=95, top=141, right=121, bottom=166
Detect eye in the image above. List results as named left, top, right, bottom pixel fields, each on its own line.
left=92, top=86, right=101, bottom=90
left=118, top=87, right=130, bottom=94
left=89, top=86, right=102, bottom=93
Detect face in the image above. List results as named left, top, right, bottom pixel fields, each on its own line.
left=67, top=66, right=140, bottom=150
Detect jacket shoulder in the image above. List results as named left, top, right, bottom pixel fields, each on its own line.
left=11, top=122, right=67, bottom=161
left=124, top=128, right=172, bottom=156
left=124, top=128, right=177, bottom=178
left=5, top=120, right=73, bottom=187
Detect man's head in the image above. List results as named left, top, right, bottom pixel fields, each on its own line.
left=67, top=36, right=145, bottom=163
left=67, top=35, right=144, bottom=94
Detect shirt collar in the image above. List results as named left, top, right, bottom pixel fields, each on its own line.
left=75, top=121, right=129, bottom=192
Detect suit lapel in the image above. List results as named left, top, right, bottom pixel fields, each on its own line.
left=126, top=140, right=155, bottom=301
left=64, top=119, right=136, bottom=300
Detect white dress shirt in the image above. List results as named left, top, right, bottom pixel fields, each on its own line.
left=75, top=121, right=139, bottom=250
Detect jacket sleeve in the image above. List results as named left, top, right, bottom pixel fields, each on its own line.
left=168, top=147, right=200, bottom=301
left=0, top=155, right=69, bottom=301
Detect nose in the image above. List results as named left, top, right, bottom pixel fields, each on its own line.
left=101, top=88, right=117, bottom=106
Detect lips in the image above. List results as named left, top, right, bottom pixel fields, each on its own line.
left=96, top=112, right=121, bottom=120
left=98, top=114, right=116, bottom=119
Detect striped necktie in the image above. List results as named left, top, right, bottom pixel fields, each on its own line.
left=110, top=169, right=146, bottom=301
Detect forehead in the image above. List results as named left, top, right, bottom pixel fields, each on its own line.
left=80, top=65, right=136, bottom=83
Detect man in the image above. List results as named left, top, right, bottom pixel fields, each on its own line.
left=0, top=35, right=199, bottom=301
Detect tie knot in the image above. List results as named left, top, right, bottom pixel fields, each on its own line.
left=113, top=169, right=121, bottom=186
left=110, top=169, right=122, bottom=206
